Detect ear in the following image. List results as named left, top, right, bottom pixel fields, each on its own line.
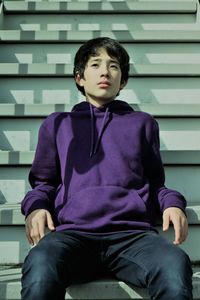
left=75, top=72, right=84, bottom=87
left=120, top=80, right=127, bottom=90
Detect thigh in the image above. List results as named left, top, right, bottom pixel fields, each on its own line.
left=22, top=230, right=103, bottom=286
left=104, top=231, right=192, bottom=288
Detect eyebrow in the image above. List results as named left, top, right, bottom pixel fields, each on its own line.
left=89, top=57, right=120, bottom=65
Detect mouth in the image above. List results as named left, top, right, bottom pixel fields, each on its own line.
left=98, top=81, right=111, bottom=88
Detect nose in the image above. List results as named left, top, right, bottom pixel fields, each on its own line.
left=100, top=64, right=109, bottom=77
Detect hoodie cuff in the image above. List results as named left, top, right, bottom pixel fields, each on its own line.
left=161, top=196, right=187, bottom=215
left=21, top=198, right=53, bottom=218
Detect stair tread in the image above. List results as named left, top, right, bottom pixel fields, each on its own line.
left=0, top=63, right=200, bottom=76
left=3, top=0, right=197, bottom=13
left=1, top=30, right=200, bottom=42
left=1, top=149, right=200, bottom=165
left=0, top=203, right=200, bottom=225
left=0, top=267, right=199, bottom=299
left=1, top=103, right=200, bottom=117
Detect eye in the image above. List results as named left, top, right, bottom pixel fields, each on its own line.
left=91, top=63, right=99, bottom=68
left=110, top=64, right=119, bottom=69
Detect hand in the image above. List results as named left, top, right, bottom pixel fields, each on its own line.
left=162, top=207, right=188, bottom=245
left=25, top=209, right=55, bottom=246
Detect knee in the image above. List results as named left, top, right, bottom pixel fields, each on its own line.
left=155, top=246, right=192, bottom=283
left=22, top=243, right=55, bottom=283
left=166, top=248, right=193, bottom=290
left=164, top=247, right=192, bottom=275
left=150, top=248, right=193, bottom=299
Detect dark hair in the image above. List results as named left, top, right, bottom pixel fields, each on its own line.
left=73, top=37, right=130, bottom=95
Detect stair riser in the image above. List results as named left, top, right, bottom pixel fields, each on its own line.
left=1, top=166, right=200, bottom=204
left=3, top=0, right=197, bottom=14
left=1, top=14, right=197, bottom=31
left=0, top=276, right=200, bottom=300
left=1, top=78, right=200, bottom=105
left=1, top=44, right=200, bottom=64
left=1, top=118, right=200, bottom=151
left=0, top=226, right=200, bottom=264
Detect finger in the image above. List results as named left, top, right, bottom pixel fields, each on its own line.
left=38, top=219, right=45, bottom=240
left=174, top=216, right=189, bottom=244
left=47, top=212, right=55, bottom=231
left=25, top=223, right=34, bottom=245
left=162, top=212, right=170, bottom=232
left=184, top=222, right=188, bottom=241
left=172, top=218, right=182, bottom=245
left=31, top=222, right=41, bottom=245
left=180, top=219, right=188, bottom=244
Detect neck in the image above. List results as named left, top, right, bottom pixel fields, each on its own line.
left=86, top=98, right=115, bottom=108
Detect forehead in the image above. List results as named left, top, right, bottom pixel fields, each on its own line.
left=88, top=48, right=119, bottom=62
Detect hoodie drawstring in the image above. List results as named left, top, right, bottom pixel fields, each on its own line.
left=90, top=104, right=95, bottom=157
left=89, top=104, right=109, bottom=157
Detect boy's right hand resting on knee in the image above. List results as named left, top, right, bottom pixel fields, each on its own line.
left=25, top=209, right=55, bottom=246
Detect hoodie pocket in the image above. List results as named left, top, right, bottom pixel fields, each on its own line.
left=57, top=185, right=147, bottom=226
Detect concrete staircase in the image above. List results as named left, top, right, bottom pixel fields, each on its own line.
left=0, top=0, right=200, bottom=299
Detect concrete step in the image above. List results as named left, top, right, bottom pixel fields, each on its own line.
left=1, top=103, right=200, bottom=117
left=0, top=77, right=200, bottom=105
left=1, top=30, right=200, bottom=42
left=1, top=223, right=200, bottom=264
left=1, top=43, right=200, bottom=64
left=1, top=63, right=200, bottom=77
left=0, top=204, right=200, bottom=263
left=1, top=11, right=199, bottom=30
left=3, top=0, right=198, bottom=14
left=1, top=203, right=200, bottom=226
left=0, top=266, right=200, bottom=300
left=2, top=165, right=200, bottom=205
left=1, top=150, right=200, bottom=165
left=1, top=116, right=200, bottom=151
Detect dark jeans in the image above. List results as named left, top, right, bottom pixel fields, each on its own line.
left=21, top=230, right=193, bottom=300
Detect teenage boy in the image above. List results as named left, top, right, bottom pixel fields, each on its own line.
left=21, top=37, right=193, bottom=300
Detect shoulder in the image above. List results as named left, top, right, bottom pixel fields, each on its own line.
left=130, top=111, right=159, bottom=143
left=41, top=112, right=69, bottom=127
left=38, top=112, right=69, bottom=138
left=130, top=110, right=157, bottom=127
left=44, top=111, right=68, bottom=123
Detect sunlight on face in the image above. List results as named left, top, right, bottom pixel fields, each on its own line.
left=77, top=48, right=126, bottom=107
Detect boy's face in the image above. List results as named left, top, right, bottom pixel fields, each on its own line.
left=76, top=48, right=126, bottom=107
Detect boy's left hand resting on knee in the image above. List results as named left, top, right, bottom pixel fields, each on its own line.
left=25, top=209, right=55, bottom=246
left=162, top=207, right=188, bottom=245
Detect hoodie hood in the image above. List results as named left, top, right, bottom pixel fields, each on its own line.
left=72, top=99, right=134, bottom=113
left=72, top=100, right=134, bottom=157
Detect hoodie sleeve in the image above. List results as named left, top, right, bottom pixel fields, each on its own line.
left=144, top=117, right=186, bottom=214
left=21, top=114, right=61, bottom=217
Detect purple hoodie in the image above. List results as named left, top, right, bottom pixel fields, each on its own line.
left=21, top=100, right=186, bottom=234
